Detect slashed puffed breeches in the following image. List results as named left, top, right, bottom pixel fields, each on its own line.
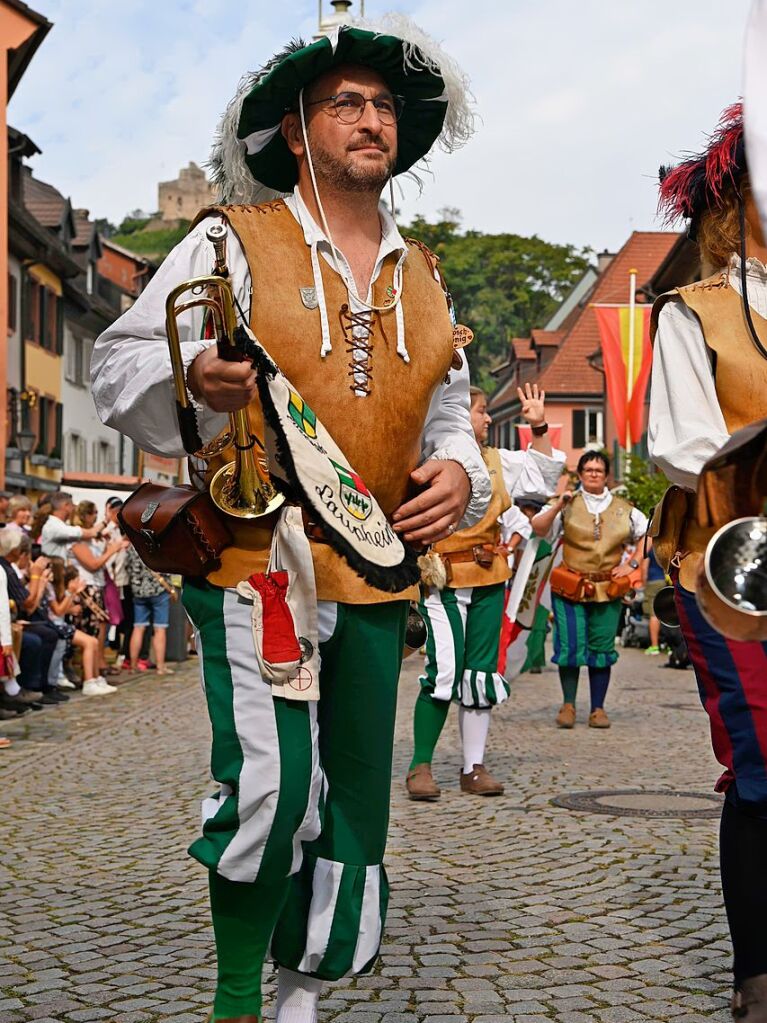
left=418, top=582, right=509, bottom=708
left=183, top=579, right=407, bottom=983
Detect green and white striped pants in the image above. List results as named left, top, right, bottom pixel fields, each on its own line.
left=419, top=582, right=510, bottom=708
left=183, top=580, right=408, bottom=982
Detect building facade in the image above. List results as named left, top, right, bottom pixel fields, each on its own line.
left=488, top=231, right=681, bottom=477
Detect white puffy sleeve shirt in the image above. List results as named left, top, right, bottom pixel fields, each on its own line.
left=648, top=256, right=767, bottom=491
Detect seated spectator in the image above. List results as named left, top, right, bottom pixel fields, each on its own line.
left=40, top=491, right=100, bottom=561
left=0, top=551, right=29, bottom=738
left=0, top=530, right=63, bottom=707
left=29, top=496, right=52, bottom=544
left=48, top=558, right=114, bottom=697
left=70, top=501, right=127, bottom=678
left=5, top=496, right=32, bottom=535
left=125, top=545, right=176, bottom=675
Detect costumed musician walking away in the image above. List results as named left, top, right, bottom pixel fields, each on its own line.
left=407, top=383, right=565, bottom=800
left=648, top=103, right=767, bottom=1022
left=531, top=451, right=647, bottom=729
left=92, top=17, right=490, bottom=1023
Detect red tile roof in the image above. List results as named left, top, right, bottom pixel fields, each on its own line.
left=531, top=329, right=563, bottom=347
left=538, top=231, right=679, bottom=394
left=23, top=169, right=67, bottom=228
left=512, top=337, right=536, bottom=359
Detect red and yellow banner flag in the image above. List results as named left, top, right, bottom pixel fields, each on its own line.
left=593, top=305, right=653, bottom=448
left=516, top=423, right=563, bottom=450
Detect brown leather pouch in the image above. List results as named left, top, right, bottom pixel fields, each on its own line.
left=648, top=485, right=690, bottom=572
left=550, top=564, right=590, bottom=601
left=473, top=545, right=495, bottom=567
left=696, top=417, right=767, bottom=529
left=119, top=482, right=233, bottom=577
left=606, top=575, right=633, bottom=601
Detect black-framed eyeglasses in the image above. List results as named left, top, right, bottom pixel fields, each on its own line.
left=304, top=91, right=405, bottom=125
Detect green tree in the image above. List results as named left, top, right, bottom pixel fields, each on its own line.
left=403, top=210, right=592, bottom=388
left=622, top=454, right=669, bottom=516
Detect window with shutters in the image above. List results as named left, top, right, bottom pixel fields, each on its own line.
left=8, top=274, right=17, bottom=332
left=66, top=433, right=85, bottom=472
left=65, top=335, right=87, bottom=386
left=572, top=408, right=604, bottom=449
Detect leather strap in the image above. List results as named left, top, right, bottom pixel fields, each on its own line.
left=442, top=544, right=497, bottom=566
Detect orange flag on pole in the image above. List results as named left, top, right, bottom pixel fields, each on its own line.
left=593, top=270, right=653, bottom=448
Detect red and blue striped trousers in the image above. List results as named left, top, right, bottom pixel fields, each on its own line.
left=675, top=581, right=767, bottom=810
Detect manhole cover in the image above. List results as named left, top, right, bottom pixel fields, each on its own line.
left=551, top=789, right=722, bottom=819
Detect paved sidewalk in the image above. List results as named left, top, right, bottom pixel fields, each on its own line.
left=0, top=648, right=731, bottom=1022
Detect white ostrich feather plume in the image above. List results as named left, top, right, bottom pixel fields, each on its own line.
left=208, top=13, right=475, bottom=206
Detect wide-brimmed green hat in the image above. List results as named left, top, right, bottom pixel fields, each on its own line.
left=210, top=14, right=474, bottom=204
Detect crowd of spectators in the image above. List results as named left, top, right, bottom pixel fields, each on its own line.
left=0, top=490, right=181, bottom=747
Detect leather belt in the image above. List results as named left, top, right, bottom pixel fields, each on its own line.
left=442, top=544, right=498, bottom=567
left=580, top=570, right=615, bottom=582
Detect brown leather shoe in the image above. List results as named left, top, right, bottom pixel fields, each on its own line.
left=207, top=1015, right=260, bottom=1022
left=556, top=702, right=576, bottom=728
left=460, top=764, right=504, bottom=796
left=733, top=974, right=767, bottom=1020
left=406, top=762, right=441, bottom=801
left=588, top=708, right=611, bottom=729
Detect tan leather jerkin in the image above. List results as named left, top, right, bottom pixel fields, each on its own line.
left=651, top=273, right=767, bottom=592
left=432, top=446, right=512, bottom=590
left=561, top=493, right=633, bottom=602
left=191, top=200, right=455, bottom=602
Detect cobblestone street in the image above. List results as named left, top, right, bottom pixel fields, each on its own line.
left=0, top=646, right=731, bottom=1023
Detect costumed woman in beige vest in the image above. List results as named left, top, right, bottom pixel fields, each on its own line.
left=649, top=103, right=767, bottom=1022
left=531, top=451, right=647, bottom=729
left=406, top=383, right=565, bottom=800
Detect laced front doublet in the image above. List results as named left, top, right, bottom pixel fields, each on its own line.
left=340, top=304, right=375, bottom=396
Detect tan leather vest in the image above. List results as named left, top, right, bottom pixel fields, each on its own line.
left=563, top=493, right=633, bottom=603
left=651, top=272, right=767, bottom=588
left=196, top=201, right=454, bottom=602
left=434, top=446, right=511, bottom=589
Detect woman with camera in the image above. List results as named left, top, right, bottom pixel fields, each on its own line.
left=531, top=451, right=647, bottom=729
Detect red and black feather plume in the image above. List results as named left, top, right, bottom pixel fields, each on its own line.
left=658, top=102, right=745, bottom=225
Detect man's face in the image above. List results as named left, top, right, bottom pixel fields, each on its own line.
left=60, top=500, right=74, bottom=520
left=470, top=396, right=491, bottom=445
left=287, top=65, right=398, bottom=193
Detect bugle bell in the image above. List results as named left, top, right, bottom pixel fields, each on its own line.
left=697, top=516, right=767, bottom=642
left=653, top=585, right=680, bottom=629
left=165, top=226, right=285, bottom=520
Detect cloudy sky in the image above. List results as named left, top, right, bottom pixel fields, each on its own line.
left=9, top=0, right=752, bottom=253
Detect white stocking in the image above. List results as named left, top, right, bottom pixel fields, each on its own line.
left=458, top=706, right=492, bottom=774
left=276, top=966, right=323, bottom=1023
left=3, top=677, right=20, bottom=696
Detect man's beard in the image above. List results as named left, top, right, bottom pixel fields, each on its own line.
left=308, top=131, right=396, bottom=193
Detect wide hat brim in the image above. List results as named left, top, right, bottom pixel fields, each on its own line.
left=237, top=25, right=447, bottom=192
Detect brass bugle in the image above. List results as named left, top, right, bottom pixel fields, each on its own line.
left=165, top=227, right=284, bottom=519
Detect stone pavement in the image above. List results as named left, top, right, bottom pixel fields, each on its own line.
left=0, top=647, right=732, bottom=1022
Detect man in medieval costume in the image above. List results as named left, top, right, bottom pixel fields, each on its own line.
left=91, top=16, right=492, bottom=1023
left=649, top=103, right=767, bottom=1021
left=406, top=383, right=565, bottom=800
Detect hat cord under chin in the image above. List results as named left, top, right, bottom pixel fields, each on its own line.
left=298, top=87, right=406, bottom=323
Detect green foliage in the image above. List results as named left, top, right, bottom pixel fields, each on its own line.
left=116, top=215, right=151, bottom=236
left=94, top=217, right=116, bottom=239
left=111, top=221, right=191, bottom=260
left=402, top=208, right=592, bottom=389
left=622, top=454, right=669, bottom=516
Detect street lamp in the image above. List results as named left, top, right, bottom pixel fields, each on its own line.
left=15, top=424, right=37, bottom=457
left=6, top=388, right=38, bottom=467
